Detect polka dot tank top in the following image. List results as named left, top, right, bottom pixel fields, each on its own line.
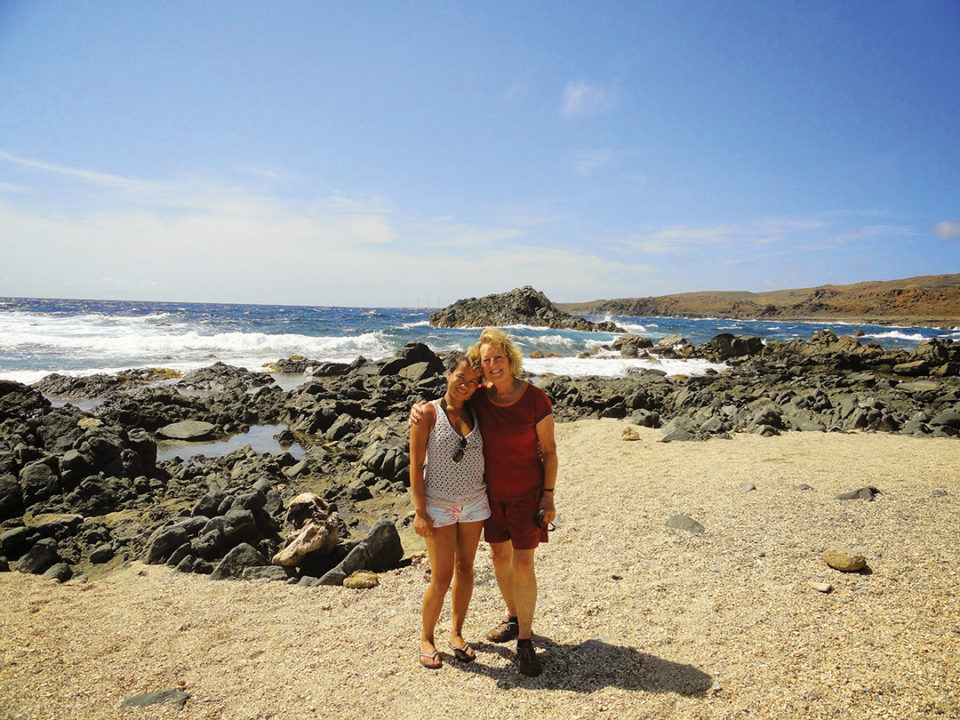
left=424, top=398, right=486, bottom=505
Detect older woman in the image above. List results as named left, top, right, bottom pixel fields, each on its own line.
left=409, top=351, right=488, bottom=670
left=470, top=328, right=557, bottom=677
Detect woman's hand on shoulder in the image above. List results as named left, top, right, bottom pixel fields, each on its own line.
left=408, top=400, right=432, bottom=426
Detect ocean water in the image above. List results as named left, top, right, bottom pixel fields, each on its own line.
left=1, top=296, right=956, bottom=385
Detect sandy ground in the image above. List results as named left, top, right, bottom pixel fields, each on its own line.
left=1, top=419, right=958, bottom=720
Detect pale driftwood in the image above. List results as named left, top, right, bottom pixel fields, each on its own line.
left=271, top=492, right=340, bottom=566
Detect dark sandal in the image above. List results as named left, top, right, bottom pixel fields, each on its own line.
left=448, top=641, right=475, bottom=663
left=419, top=650, right=442, bottom=669
left=515, top=641, right=542, bottom=677
left=486, top=617, right=519, bottom=643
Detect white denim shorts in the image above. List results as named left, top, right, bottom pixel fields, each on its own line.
left=426, top=494, right=491, bottom=528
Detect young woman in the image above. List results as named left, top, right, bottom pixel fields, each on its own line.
left=409, top=351, right=488, bottom=669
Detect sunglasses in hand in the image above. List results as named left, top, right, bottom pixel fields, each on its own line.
left=534, top=509, right=556, bottom=532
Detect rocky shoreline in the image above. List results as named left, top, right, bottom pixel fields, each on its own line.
left=1, top=329, right=957, bottom=590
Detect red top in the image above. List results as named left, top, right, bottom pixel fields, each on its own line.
left=472, top=383, right=553, bottom=498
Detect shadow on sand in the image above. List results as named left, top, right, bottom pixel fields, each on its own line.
left=448, top=636, right=713, bottom=695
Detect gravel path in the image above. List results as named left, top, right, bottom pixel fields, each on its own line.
left=2, top=420, right=958, bottom=720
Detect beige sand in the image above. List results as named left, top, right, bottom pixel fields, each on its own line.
left=1, top=420, right=958, bottom=720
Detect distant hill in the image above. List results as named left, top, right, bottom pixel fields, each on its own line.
left=557, top=274, right=960, bottom=327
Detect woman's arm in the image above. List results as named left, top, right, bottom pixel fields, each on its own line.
left=409, top=403, right=437, bottom=537
left=535, top=413, right=558, bottom=524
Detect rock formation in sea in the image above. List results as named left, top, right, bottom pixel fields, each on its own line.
left=429, top=286, right=625, bottom=332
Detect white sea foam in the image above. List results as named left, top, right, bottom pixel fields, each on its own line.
left=1, top=326, right=390, bottom=358
left=865, top=330, right=927, bottom=342
left=525, top=356, right=726, bottom=378
left=616, top=322, right=649, bottom=334
left=528, top=334, right=580, bottom=348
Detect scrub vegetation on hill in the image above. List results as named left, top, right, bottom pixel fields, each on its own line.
left=558, top=273, right=960, bottom=327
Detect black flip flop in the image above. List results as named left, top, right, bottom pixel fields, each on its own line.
left=448, top=642, right=475, bottom=663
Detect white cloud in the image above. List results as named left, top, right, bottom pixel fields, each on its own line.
left=417, top=221, right=525, bottom=248
left=237, top=166, right=301, bottom=183
left=0, top=152, right=656, bottom=305
left=572, top=149, right=615, bottom=176
left=628, top=225, right=738, bottom=253
left=561, top=81, right=616, bottom=117
left=0, top=150, right=155, bottom=193
left=628, top=219, right=825, bottom=254
left=935, top=220, right=960, bottom=240
left=828, top=224, right=915, bottom=244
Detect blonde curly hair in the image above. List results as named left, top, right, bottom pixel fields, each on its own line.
left=473, top=327, right=524, bottom=378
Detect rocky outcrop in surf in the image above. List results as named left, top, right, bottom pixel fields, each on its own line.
left=429, top=286, right=625, bottom=332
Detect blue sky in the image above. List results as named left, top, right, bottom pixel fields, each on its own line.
left=1, top=1, right=958, bottom=307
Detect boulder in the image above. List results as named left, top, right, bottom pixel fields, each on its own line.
left=929, top=409, right=960, bottom=431
left=42, top=562, right=73, bottom=582
left=156, top=420, right=217, bottom=440
left=144, top=525, right=190, bottom=564
left=17, top=538, right=59, bottom=574
left=836, top=486, right=880, bottom=501
left=75, top=429, right=125, bottom=475
left=343, top=570, right=379, bottom=589
left=192, top=529, right=226, bottom=560
left=192, top=489, right=228, bottom=517
left=318, top=517, right=403, bottom=585
left=657, top=334, right=688, bottom=348
left=326, top=413, right=360, bottom=442
left=210, top=543, right=267, bottom=580
left=59, top=449, right=94, bottom=487
left=398, top=362, right=443, bottom=383
left=221, top=508, right=259, bottom=547
left=0, top=474, right=24, bottom=520
left=126, top=428, right=157, bottom=470
left=823, top=548, right=867, bottom=572
left=666, top=514, right=705, bottom=534
left=379, top=342, right=442, bottom=376
left=121, top=689, right=191, bottom=711
left=703, top=333, right=764, bottom=359
left=0, top=526, right=37, bottom=560
left=19, top=460, right=60, bottom=506
left=241, top=565, right=291, bottom=582
left=893, top=360, right=929, bottom=376
left=89, top=543, right=115, bottom=564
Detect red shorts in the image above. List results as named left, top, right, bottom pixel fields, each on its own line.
left=484, top=492, right=548, bottom=550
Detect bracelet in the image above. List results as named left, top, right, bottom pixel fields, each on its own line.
left=542, top=488, right=554, bottom=493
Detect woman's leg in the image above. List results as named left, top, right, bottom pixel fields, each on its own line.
left=512, top=548, right=537, bottom=640
left=489, top=539, right=517, bottom=617
left=449, top=520, right=484, bottom=649
left=421, top=524, right=457, bottom=660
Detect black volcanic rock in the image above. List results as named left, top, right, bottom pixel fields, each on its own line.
left=429, top=286, right=625, bottom=332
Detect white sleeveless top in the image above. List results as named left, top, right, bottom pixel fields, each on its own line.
left=424, top=398, right=486, bottom=505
